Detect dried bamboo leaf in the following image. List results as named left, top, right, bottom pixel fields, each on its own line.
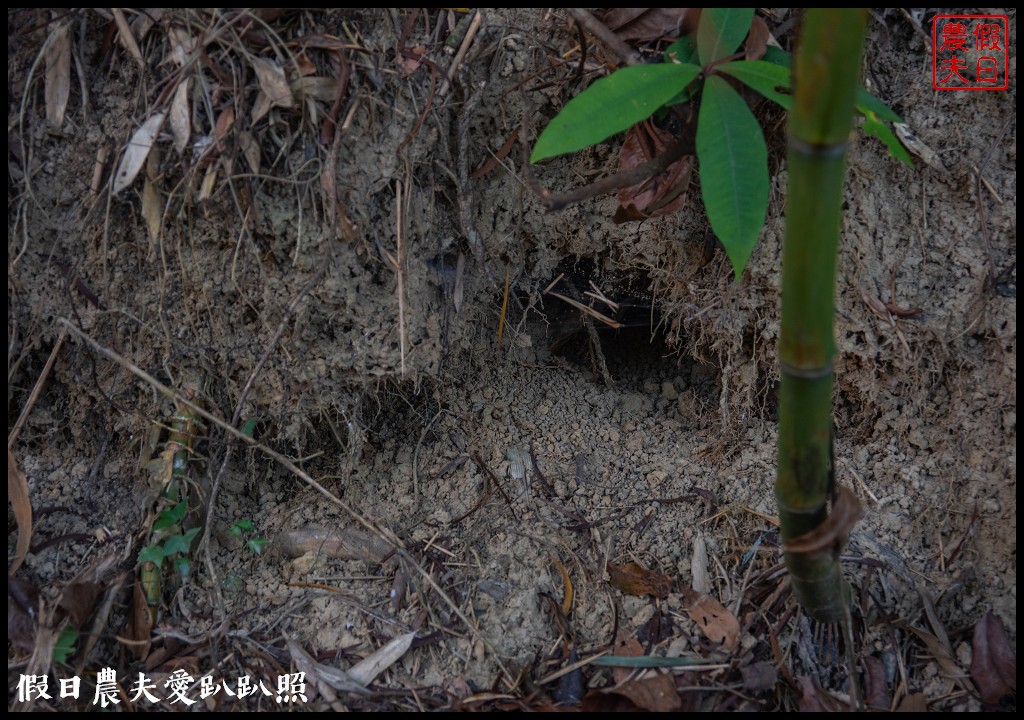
left=44, top=22, right=71, bottom=128
left=112, top=112, right=165, bottom=195
left=237, top=130, right=261, bottom=175
left=8, top=450, right=32, bottom=574
left=251, top=56, right=294, bottom=109
left=141, top=146, right=163, bottom=241
left=690, top=531, right=711, bottom=595
left=348, top=631, right=416, bottom=686
left=170, top=79, right=191, bottom=154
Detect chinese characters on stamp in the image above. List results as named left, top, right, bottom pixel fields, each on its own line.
left=933, top=14, right=1009, bottom=91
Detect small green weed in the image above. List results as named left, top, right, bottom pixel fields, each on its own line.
left=230, top=518, right=268, bottom=556
left=53, top=626, right=79, bottom=664
left=138, top=498, right=201, bottom=610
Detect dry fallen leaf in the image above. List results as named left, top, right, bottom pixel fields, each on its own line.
left=797, top=674, right=849, bottom=712
left=169, top=79, right=191, bottom=154
left=782, top=485, right=862, bottom=558
left=125, top=581, right=153, bottom=661
left=8, top=449, right=33, bottom=574
left=44, top=22, right=71, bottom=128
left=112, top=112, right=166, bottom=195
left=213, top=106, right=235, bottom=150
left=166, top=26, right=196, bottom=67
left=8, top=577, right=39, bottom=651
left=295, top=52, right=318, bottom=77
left=680, top=587, right=739, bottom=650
left=197, top=162, right=219, bottom=202
left=743, top=15, right=769, bottom=61
left=291, top=76, right=338, bottom=103
left=895, top=692, right=928, bottom=712
left=740, top=661, right=777, bottom=693
left=690, top=531, right=711, bottom=595
left=285, top=635, right=369, bottom=700
left=251, top=56, right=294, bottom=110
left=862, top=654, right=892, bottom=710
left=614, top=123, right=693, bottom=223
left=970, top=612, right=1016, bottom=706
left=237, top=130, right=261, bottom=175
left=608, top=560, right=673, bottom=598
left=611, top=629, right=644, bottom=685
left=894, top=122, right=947, bottom=173
left=905, top=624, right=970, bottom=685
left=583, top=673, right=681, bottom=712
left=348, top=631, right=416, bottom=686
left=598, top=8, right=699, bottom=42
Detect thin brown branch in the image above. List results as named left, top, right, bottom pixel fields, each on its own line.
left=566, top=8, right=641, bottom=67
left=320, top=46, right=351, bottom=145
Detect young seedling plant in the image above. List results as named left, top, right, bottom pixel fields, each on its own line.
left=138, top=401, right=205, bottom=623
left=138, top=499, right=202, bottom=614
left=230, top=518, right=268, bottom=556
left=530, top=8, right=907, bottom=280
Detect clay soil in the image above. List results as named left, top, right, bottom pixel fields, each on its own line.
left=8, top=8, right=1016, bottom=712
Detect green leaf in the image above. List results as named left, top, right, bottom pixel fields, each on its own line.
left=138, top=545, right=166, bottom=566
left=240, top=418, right=257, bottom=438
left=231, top=518, right=255, bottom=537
left=162, top=527, right=201, bottom=556
left=247, top=537, right=268, bottom=555
left=173, top=555, right=192, bottom=581
left=762, top=45, right=792, bottom=68
left=862, top=112, right=913, bottom=166
left=697, top=8, right=755, bottom=66
left=153, top=499, right=188, bottom=531
left=697, top=75, right=768, bottom=279
left=662, top=36, right=701, bottom=105
left=53, top=627, right=79, bottom=664
left=531, top=63, right=701, bottom=163
left=664, top=36, right=697, bottom=65
left=856, top=87, right=902, bottom=123
left=717, top=60, right=793, bottom=110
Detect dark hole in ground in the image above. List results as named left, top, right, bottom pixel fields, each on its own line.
left=537, top=255, right=674, bottom=383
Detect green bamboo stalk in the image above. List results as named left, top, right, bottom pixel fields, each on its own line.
left=776, top=9, right=867, bottom=623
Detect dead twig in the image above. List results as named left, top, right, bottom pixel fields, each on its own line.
left=8, top=326, right=67, bottom=450
left=320, top=44, right=351, bottom=145
left=544, top=289, right=621, bottom=329
left=457, top=75, right=492, bottom=280
left=440, top=9, right=483, bottom=96
left=472, top=452, right=517, bottom=519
